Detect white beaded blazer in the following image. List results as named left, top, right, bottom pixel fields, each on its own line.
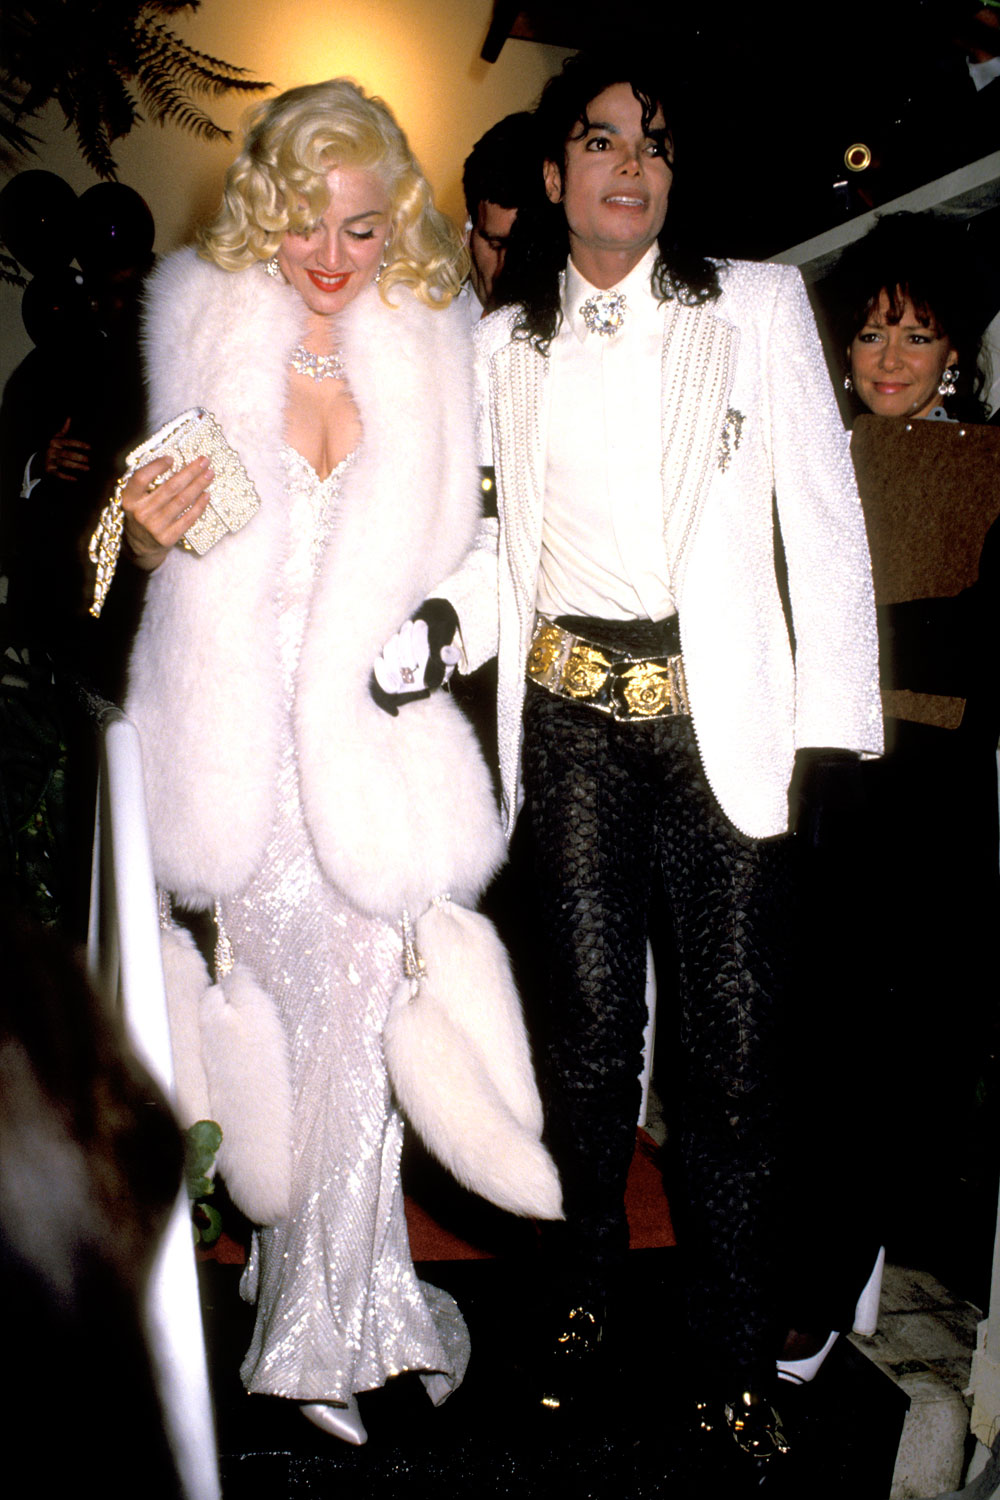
left=444, top=258, right=884, bottom=840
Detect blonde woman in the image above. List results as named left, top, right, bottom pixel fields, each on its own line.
left=119, top=80, right=546, bottom=1443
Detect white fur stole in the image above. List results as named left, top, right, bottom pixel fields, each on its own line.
left=383, top=900, right=562, bottom=1221
left=159, top=924, right=293, bottom=1225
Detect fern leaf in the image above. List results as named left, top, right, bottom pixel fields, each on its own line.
left=0, top=248, right=29, bottom=288
left=136, top=19, right=269, bottom=96
left=73, top=115, right=120, bottom=179
left=1, top=1, right=265, bottom=169
left=137, top=77, right=232, bottom=142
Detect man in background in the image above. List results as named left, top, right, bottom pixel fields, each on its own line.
left=458, top=111, right=538, bottom=321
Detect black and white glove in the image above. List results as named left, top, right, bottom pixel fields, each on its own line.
left=371, top=599, right=461, bottom=716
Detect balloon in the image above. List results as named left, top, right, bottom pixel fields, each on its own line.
left=21, top=265, right=97, bottom=347
left=0, top=171, right=78, bottom=274
left=74, top=183, right=155, bottom=276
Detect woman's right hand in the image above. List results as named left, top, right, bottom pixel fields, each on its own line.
left=121, top=454, right=214, bottom=571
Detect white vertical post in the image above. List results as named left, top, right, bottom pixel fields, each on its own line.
left=87, top=707, right=220, bottom=1500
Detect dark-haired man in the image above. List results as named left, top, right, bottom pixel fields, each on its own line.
left=458, top=111, right=538, bottom=319
left=444, top=55, right=882, bottom=1454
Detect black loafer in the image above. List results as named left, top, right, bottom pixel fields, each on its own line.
left=537, top=1301, right=606, bottom=1412
left=723, top=1388, right=791, bottom=1462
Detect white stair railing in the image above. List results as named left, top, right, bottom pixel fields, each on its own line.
left=86, top=702, right=220, bottom=1500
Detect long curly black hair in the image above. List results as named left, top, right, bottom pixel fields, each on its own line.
left=495, top=53, right=723, bottom=354
left=827, top=212, right=993, bottom=423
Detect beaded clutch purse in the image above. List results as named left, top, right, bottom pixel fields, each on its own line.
left=88, top=407, right=260, bottom=617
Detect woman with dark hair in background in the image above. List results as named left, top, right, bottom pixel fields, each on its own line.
left=837, top=211, right=992, bottom=426
left=783, top=213, right=999, bottom=1378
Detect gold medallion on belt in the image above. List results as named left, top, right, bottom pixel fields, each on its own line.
left=526, top=618, right=689, bottom=722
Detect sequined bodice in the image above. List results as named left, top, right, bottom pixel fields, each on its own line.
left=276, top=444, right=356, bottom=688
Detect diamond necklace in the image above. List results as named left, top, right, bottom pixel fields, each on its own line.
left=290, top=344, right=346, bottom=380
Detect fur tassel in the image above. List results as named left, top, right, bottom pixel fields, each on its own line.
left=200, top=966, right=294, bottom=1225
left=383, top=902, right=562, bottom=1220
left=418, top=903, right=544, bottom=1132
left=159, top=925, right=212, bottom=1128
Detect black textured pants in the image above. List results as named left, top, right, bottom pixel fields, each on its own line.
left=521, top=618, right=793, bottom=1389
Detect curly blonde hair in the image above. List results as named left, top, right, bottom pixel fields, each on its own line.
left=199, top=79, right=468, bottom=307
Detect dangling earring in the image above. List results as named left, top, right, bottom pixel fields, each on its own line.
left=938, top=365, right=959, bottom=399
left=843, top=374, right=854, bottom=392
left=374, top=229, right=394, bottom=284
left=263, top=255, right=282, bottom=279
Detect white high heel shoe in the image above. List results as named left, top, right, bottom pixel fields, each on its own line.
left=851, top=1244, right=885, bottom=1338
left=776, top=1245, right=885, bottom=1385
left=301, top=1395, right=368, bottom=1445
left=776, top=1329, right=840, bottom=1385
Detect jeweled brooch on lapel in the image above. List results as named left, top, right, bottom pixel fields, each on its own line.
left=717, top=407, right=745, bottom=471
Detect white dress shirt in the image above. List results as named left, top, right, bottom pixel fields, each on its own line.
left=536, top=246, right=675, bottom=623
left=455, top=279, right=485, bottom=329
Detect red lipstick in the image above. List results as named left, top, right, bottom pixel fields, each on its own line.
left=307, top=269, right=351, bottom=293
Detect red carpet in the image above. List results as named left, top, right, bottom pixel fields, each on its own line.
left=200, top=1130, right=675, bottom=1266
left=405, top=1129, right=675, bottom=1261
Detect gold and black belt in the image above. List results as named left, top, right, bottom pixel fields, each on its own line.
left=526, top=616, right=690, bottom=722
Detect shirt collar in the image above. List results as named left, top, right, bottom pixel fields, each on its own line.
left=563, top=245, right=661, bottom=343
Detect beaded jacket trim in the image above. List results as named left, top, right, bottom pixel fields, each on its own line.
left=658, top=301, right=739, bottom=592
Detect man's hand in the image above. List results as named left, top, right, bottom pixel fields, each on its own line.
left=44, top=418, right=91, bottom=481
left=788, top=748, right=864, bottom=851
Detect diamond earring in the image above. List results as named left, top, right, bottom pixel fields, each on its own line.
left=938, top=365, right=959, bottom=399
left=263, top=256, right=282, bottom=279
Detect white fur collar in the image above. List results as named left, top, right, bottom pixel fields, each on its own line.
left=128, top=250, right=504, bottom=913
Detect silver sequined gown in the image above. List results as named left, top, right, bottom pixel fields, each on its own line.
left=223, top=444, right=470, bottom=1405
